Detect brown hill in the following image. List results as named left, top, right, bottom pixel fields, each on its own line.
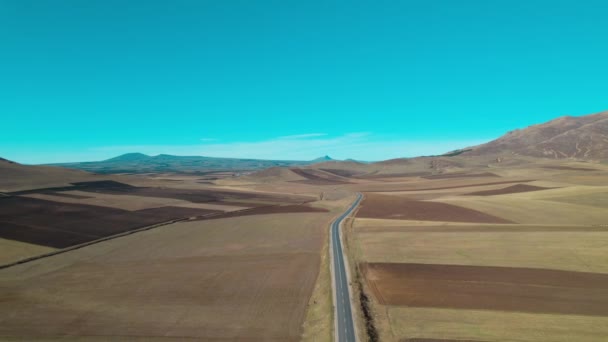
left=463, top=111, right=608, bottom=160
left=242, top=167, right=307, bottom=183
left=0, top=158, right=99, bottom=192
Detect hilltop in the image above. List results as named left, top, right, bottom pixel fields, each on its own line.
left=461, top=110, right=608, bottom=160
left=0, top=158, right=97, bottom=192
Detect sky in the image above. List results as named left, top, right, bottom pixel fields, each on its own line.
left=1, top=0, right=607, bottom=164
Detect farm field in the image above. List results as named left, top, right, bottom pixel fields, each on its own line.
left=0, top=157, right=353, bottom=340
left=0, top=196, right=348, bottom=341
left=2, top=153, right=608, bottom=341
left=0, top=180, right=317, bottom=262
left=3, top=5, right=608, bottom=341
left=346, top=164, right=608, bottom=342
left=0, top=238, right=56, bottom=265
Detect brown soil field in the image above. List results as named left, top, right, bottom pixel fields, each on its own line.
left=370, top=180, right=536, bottom=192
left=83, top=184, right=313, bottom=203
left=356, top=224, right=608, bottom=233
left=0, top=211, right=334, bottom=340
left=356, top=171, right=431, bottom=179
left=11, top=180, right=314, bottom=205
left=402, top=339, right=487, bottom=342
left=289, top=168, right=352, bottom=185
left=356, top=193, right=511, bottom=223
left=0, top=197, right=219, bottom=248
left=319, top=168, right=364, bottom=177
left=47, top=191, right=92, bottom=199
left=340, top=163, right=608, bottom=341
left=292, top=179, right=352, bottom=185
left=199, top=204, right=328, bottom=220
left=243, top=167, right=308, bottom=183
left=0, top=221, right=96, bottom=249
left=465, top=184, right=553, bottom=196
left=362, top=263, right=608, bottom=316
left=421, top=172, right=499, bottom=180
left=436, top=196, right=608, bottom=225
left=217, top=200, right=274, bottom=207
left=23, top=191, right=248, bottom=212
left=542, top=165, right=599, bottom=171
left=7, top=180, right=135, bottom=195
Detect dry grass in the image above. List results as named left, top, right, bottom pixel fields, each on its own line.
left=301, top=229, right=333, bottom=342
left=388, top=307, right=608, bottom=342
left=302, top=193, right=358, bottom=342
left=547, top=191, right=608, bottom=209
left=0, top=212, right=334, bottom=341
left=0, top=238, right=56, bottom=265
left=347, top=167, right=608, bottom=342
left=3, top=158, right=608, bottom=341
left=363, top=262, right=608, bottom=315
left=354, top=227, right=608, bottom=273
left=22, top=191, right=248, bottom=212
left=357, top=193, right=511, bottom=223
left=436, top=196, right=608, bottom=225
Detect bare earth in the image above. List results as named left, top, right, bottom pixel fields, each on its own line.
left=2, top=154, right=608, bottom=341
left=0, top=212, right=336, bottom=341
left=344, top=161, right=608, bottom=341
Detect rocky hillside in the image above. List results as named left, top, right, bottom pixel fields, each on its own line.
left=463, top=111, right=608, bottom=160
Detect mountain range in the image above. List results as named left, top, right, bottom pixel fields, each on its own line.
left=50, top=153, right=335, bottom=174
left=10, top=109, right=607, bottom=177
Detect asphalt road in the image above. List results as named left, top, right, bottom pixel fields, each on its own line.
left=332, top=193, right=363, bottom=342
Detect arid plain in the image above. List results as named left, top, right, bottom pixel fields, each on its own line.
left=2, top=112, right=608, bottom=341
left=344, top=161, right=608, bottom=342
left=0, top=158, right=355, bottom=341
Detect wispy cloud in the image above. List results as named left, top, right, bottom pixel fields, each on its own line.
left=276, top=133, right=327, bottom=140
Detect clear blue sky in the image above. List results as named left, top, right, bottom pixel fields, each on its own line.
left=1, top=0, right=607, bottom=164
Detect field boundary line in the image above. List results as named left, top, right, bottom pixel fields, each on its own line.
left=0, top=203, right=311, bottom=270
left=0, top=209, right=235, bottom=270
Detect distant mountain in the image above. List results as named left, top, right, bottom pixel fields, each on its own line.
left=461, top=110, right=608, bottom=160
left=50, top=154, right=341, bottom=174
left=104, top=152, right=151, bottom=162
left=344, top=158, right=370, bottom=164
left=0, top=157, right=16, bottom=164
left=35, top=110, right=608, bottom=177
left=310, top=155, right=333, bottom=163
